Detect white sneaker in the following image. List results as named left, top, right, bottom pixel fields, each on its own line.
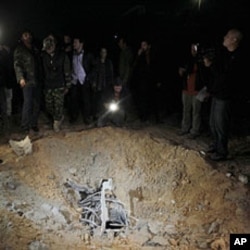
left=53, top=116, right=64, bottom=132
left=53, top=120, right=60, bottom=132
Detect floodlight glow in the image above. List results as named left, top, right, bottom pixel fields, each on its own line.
left=109, top=102, right=118, bottom=112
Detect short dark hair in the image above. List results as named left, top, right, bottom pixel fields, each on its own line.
left=73, top=36, right=85, bottom=44
left=20, top=28, right=33, bottom=37
left=114, top=76, right=123, bottom=86
left=203, top=50, right=216, bottom=61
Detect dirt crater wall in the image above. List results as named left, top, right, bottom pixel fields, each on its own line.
left=1, top=127, right=250, bottom=249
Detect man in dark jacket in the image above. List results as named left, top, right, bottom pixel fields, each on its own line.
left=207, top=28, right=246, bottom=161
left=92, top=47, right=114, bottom=120
left=117, top=36, right=134, bottom=91
left=68, top=36, right=96, bottom=124
left=13, top=29, right=42, bottom=133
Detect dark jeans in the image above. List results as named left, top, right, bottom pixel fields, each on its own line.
left=209, top=97, right=231, bottom=156
left=92, top=90, right=105, bottom=119
left=133, top=85, right=152, bottom=121
left=68, top=82, right=92, bottom=122
left=21, top=85, right=41, bottom=129
left=0, top=86, right=7, bottom=118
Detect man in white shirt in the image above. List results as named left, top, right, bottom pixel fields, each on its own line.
left=68, top=36, right=95, bottom=124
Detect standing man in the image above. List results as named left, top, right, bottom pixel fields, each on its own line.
left=117, top=36, right=134, bottom=90
left=178, top=43, right=205, bottom=139
left=61, top=34, right=73, bottom=113
left=41, top=34, right=71, bottom=132
left=131, top=39, right=155, bottom=122
left=68, top=36, right=96, bottom=124
left=92, top=47, right=114, bottom=121
left=13, top=29, right=42, bottom=133
left=207, top=28, right=246, bottom=161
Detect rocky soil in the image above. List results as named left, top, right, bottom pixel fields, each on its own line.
left=0, top=114, right=250, bottom=250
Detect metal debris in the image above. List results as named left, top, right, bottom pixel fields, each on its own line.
left=65, top=178, right=129, bottom=235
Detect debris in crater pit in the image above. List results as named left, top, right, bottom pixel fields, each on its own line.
left=65, top=178, right=130, bottom=236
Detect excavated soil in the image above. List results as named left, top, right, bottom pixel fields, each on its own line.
left=0, top=117, right=250, bottom=250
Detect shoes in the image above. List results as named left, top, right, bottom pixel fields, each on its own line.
left=187, top=133, right=199, bottom=139
left=53, top=116, right=64, bottom=132
left=20, top=127, right=29, bottom=134
left=84, top=118, right=92, bottom=125
left=205, top=144, right=216, bottom=153
left=177, top=131, right=189, bottom=136
left=53, top=120, right=60, bottom=132
left=31, top=126, right=39, bottom=132
left=59, top=115, right=64, bottom=126
left=206, top=147, right=216, bottom=154
left=69, top=118, right=77, bottom=124
left=209, top=153, right=227, bottom=161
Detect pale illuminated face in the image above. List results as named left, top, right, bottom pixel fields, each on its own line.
left=140, top=41, right=150, bottom=51
left=100, top=48, right=107, bottom=59
left=191, top=44, right=198, bottom=56
left=203, top=57, right=212, bottom=67
left=114, top=85, right=122, bottom=93
left=223, top=30, right=236, bottom=48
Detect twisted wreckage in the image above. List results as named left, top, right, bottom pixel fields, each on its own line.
left=65, top=178, right=129, bottom=236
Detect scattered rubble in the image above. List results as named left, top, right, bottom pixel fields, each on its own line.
left=1, top=125, right=250, bottom=249
left=65, top=178, right=129, bottom=236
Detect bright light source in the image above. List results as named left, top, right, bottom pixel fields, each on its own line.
left=198, top=0, right=201, bottom=9
left=196, top=0, right=202, bottom=10
left=109, top=102, right=118, bottom=112
left=193, top=0, right=203, bottom=10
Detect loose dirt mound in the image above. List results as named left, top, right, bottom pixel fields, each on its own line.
left=0, top=126, right=250, bottom=250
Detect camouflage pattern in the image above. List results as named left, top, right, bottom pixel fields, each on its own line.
left=45, top=88, right=64, bottom=121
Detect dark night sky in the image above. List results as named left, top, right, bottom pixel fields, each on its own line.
left=0, top=0, right=250, bottom=51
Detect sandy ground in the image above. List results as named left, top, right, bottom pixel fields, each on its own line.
left=0, top=112, right=250, bottom=250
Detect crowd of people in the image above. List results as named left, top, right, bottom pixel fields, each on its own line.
left=0, top=27, right=249, bottom=162
left=0, top=29, right=166, bottom=133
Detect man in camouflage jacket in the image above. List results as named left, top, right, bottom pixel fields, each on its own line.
left=41, top=34, right=71, bottom=132
left=13, top=29, right=42, bottom=133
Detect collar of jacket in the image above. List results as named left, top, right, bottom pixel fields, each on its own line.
left=74, top=50, right=84, bottom=56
